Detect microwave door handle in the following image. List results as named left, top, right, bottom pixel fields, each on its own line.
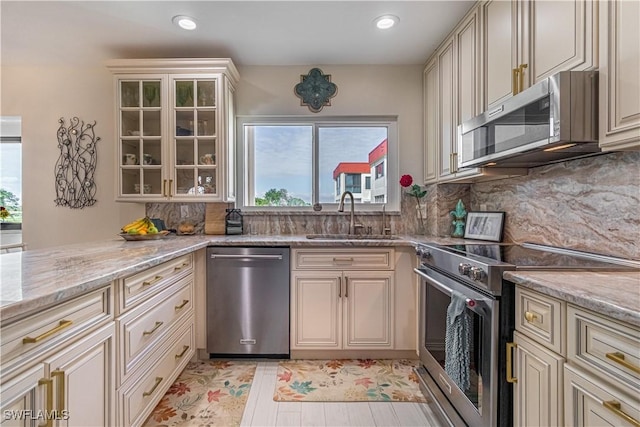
left=414, top=268, right=490, bottom=316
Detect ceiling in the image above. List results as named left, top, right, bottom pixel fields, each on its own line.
left=1, top=1, right=475, bottom=67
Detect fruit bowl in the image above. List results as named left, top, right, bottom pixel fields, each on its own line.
left=118, top=230, right=170, bottom=241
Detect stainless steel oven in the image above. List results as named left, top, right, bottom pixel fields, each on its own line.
left=413, top=242, right=637, bottom=427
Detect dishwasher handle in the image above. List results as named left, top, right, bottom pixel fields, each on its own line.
left=209, top=254, right=283, bottom=260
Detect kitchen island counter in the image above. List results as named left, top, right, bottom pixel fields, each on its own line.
left=505, top=270, right=640, bottom=327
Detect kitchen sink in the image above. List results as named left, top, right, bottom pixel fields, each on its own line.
left=305, top=234, right=399, bottom=240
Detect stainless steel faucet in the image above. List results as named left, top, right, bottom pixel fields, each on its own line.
left=338, top=191, right=362, bottom=235
left=381, top=205, right=391, bottom=235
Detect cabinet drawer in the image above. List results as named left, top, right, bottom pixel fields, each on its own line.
left=293, top=248, right=394, bottom=270
left=516, top=287, right=565, bottom=355
left=118, top=275, right=193, bottom=385
left=1, top=286, right=112, bottom=368
left=567, top=304, right=640, bottom=394
left=118, top=254, right=192, bottom=313
left=564, top=364, right=640, bottom=427
left=119, top=319, right=194, bottom=427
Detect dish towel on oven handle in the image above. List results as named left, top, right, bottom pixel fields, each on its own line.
left=444, top=290, right=471, bottom=392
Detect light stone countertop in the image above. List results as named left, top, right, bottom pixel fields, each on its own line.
left=505, top=270, right=640, bottom=327
left=2, top=234, right=638, bottom=328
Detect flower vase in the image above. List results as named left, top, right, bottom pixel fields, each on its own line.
left=416, top=204, right=427, bottom=235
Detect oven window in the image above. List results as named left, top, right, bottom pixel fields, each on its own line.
left=425, top=284, right=483, bottom=412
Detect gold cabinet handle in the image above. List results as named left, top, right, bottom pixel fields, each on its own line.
left=603, top=400, right=640, bottom=427
left=449, top=153, right=454, bottom=173
left=162, top=179, right=167, bottom=197
left=174, top=262, right=189, bottom=272
left=452, top=152, right=458, bottom=173
left=524, top=311, right=538, bottom=323
left=168, top=179, right=173, bottom=197
left=606, top=352, right=640, bottom=375
left=51, top=370, right=65, bottom=413
left=506, top=341, right=518, bottom=383
left=143, top=321, right=164, bottom=336
left=338, top=276, right=342, bottom=298
left=175, top=345, right=190, bottom=359
left=512, top=68, right=520, bottom=94
left=344, top=276, right=349, bottom=298
left=142, top=275, right=163, bottom=287
left=142, top=377, right=163, bottom=397
left=333, top=257, right=354, bottom=263
left=174, top=300, right=189, bottom=310
left=518, top=63, right=528, bottom=93
left=23, top=320, right=73, bottom=344
left=38, top=378, right=54, bottom=427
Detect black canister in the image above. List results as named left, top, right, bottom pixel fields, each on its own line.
left=225, top=209, right=243, bottom=235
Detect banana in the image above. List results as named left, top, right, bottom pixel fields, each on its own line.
left=122, top=217, right=150, bottom=233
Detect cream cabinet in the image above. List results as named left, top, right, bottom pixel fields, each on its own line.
left=291, top=248, right=394, bottom=350
left=510, top=287, right=565, bottom=427
left=107, top=59, right=239, bottom=202
left=598, top=0, right=640, bottom=150
left=482, top=0, right=597, bottom=109
left=0, top=286, right=115, bottom=427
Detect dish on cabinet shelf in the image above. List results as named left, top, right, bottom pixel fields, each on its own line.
left=118, top=230, right=170, bottom=241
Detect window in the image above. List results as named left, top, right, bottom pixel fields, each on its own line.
left=238, top=117, right=398, bottom=211
left=375, top=162, right=385, bottom=179
left=0, top=116, right=23, bottom=249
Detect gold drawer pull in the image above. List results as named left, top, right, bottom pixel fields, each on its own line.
left=512, top=68, right=520, bottom=94
left=506, top=342, right=517, bottom=383
left=142, top=275, right=163, bottom=287
left=174, top=262, right=189, bottom=272
left=606, top=352, right=640, bottom=375
left=175, top=345, right=190, bottom=359
left=333, top=257, right=353, bottom=263
left=175, top=300, right=189, bottom=310
left=38, top=378, right=54, bottom=427
left=142, top=377, right=163, bottom=397
left=143, top=321, right=164, bottom=336
left=23, top=320, right=73, bottom=344
left=524, top=311, right=538, bottom=323
left=51, top=370, right=66, bottom=412
left=603, top=400, right=640, bottom=427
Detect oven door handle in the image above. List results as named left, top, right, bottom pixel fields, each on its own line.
left=414, top=268, right=491, bottom=316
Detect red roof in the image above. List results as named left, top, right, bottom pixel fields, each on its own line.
left=368, top=139, right=388, bottom=164
left=333, top=162, right=370, bottom=180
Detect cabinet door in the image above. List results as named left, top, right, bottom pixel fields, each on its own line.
left=343, top=271, right=393, bottom=349
left=513, top=331, right=564, bottom=427
left=564, top=364, right=640, bottom=427
left=438, top=38, right=455, bottom=179
left=46, top=324, right=115, bottom=427
left=423, top=57, right=438, bottom=184
left=117, top=76, right=167, bottom=201
left=0, top=364, right=46, bottom=427
left=599, top=0, right=640, bottom=150
left=221, top=75, right=237, bottom=202
left=291, top=272, right=342, bottom=349
left=482, top=0, right=519, bottom=109
left=523, top=0, right=597, bottom=88
left=170, top=75, right=220, bottom=200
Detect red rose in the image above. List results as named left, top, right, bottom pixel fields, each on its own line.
left=399, top=174, right=413, bottom=188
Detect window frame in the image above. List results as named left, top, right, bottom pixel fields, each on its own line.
left=236, top=116, right=399, bottom=212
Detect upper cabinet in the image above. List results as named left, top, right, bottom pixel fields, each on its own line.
left=482, top=0, right=598, bottom=110
left=107, top=59, right=239, bottom=202
left=598, top=0, right=640, bottom=150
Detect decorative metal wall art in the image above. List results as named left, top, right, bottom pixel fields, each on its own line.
left=54, top=117, right=100, bottom=209
left=294, top=68, right=337, bottom=113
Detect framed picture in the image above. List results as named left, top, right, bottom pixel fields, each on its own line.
left=464, top=211, right=505, bottom=242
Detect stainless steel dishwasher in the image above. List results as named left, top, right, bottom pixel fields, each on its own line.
left=206, top=246, right=290, bottom=357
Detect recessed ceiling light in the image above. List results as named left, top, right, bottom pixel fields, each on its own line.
left=374, top=15, right=399, bottom=30
left=172, top=15, right=197, bottom=31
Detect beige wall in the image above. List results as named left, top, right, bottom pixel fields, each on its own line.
left=235, top=65, right=424, bottom=181
left=1, top=65, right=144, bottom=249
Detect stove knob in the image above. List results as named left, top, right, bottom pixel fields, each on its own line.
left=469, top=267, right=485, bottom=281
left=458, top=263, right=472, bottom=275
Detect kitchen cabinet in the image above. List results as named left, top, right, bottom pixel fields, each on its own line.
left=598, top=0, right=640, bottom=150
left=510, top=287, right=565, bottom=426
left=0, top=286, right=115, bottom=427
left=290, top=248, right=394, bottom=351
left=482, top=0, right=597, bottom=109
left=107, top=59, right=239, bottom=202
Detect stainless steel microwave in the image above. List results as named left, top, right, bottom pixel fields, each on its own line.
left=458, top=71, right=599, bottom=169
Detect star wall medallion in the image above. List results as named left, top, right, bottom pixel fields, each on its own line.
left=294, top=68, right=337, bottom=113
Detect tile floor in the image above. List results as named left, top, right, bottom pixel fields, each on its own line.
left=239, top=361, right=444, bottom=427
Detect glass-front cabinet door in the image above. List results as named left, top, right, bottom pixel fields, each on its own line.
left=118, top=78, right=165, bottom=199
left=171, top=77, right=219, bottom=199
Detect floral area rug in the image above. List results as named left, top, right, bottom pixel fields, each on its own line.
left=273, top=359, right=427, bottom=403
left=143, top=360, right=256, bottom=427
